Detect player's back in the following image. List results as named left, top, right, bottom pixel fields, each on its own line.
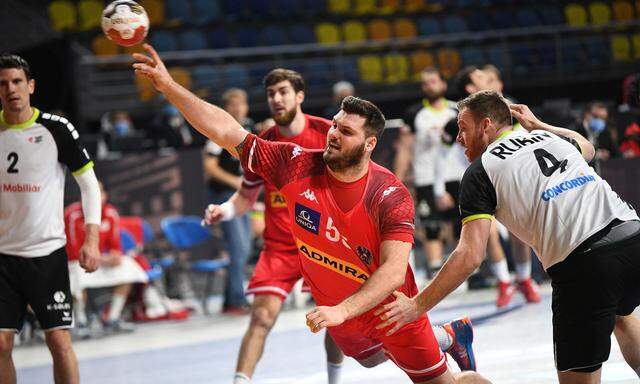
left=476, top=129, right=638, bottom=269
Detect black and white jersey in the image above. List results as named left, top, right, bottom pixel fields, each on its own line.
left=459, top=129, right=638, bottom=270
left=405, top=99, right=458, bottom=186
left=0, top=109, right=93, bottom=257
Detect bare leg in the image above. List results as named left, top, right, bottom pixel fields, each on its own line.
left=415, top=370, right=492, bottom=383
left=235, top=294, right=283, bottom=378
left=0, top=331, right=16, bottom=384
left=325, top=332, right=344, bottom=384
left=558, top=369, right=602, bottom=384
left=44, top=329, right=79, bottom=384
left=487, top=222, right=505, bottom=263
left=614, top=314, right=640, bottom=376
left=425, top=239, right=444, bottom=273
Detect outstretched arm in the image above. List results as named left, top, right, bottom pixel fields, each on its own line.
left=132, top=44, right=248, bottom=157
left=510, top=104, right=595, bottom=162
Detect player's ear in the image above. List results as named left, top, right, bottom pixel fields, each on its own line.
left=365, top=135, right=377, bottom=153
left=296, top=90, right=305, bottom=104
left=28, top=79, right=35, bottom=95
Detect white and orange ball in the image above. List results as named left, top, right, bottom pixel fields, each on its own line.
left=101, top=0, right=149, bottom=47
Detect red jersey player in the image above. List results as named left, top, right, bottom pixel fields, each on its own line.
left=133, top=45, right=488, bottom=384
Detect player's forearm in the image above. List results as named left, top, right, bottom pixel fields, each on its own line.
left=83, top=224, right=100, bottom=247
left=415, top=247, right=481, bottom=313
left=229, top=189, right=256, bottom=217
left=162, top=80, right=248, bottom=156
left=532, top=122, right=596, bottom=162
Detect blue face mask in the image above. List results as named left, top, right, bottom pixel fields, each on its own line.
left=113, top=121, right=131, bottom=136
left=588, top=117, right=606, bottom=134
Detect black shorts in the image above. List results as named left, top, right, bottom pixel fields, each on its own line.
left=0, top=247, right=73, bottom=332
left=547, top=223, right=640, bottom=372
left=415, top=182, right=461, bottom=238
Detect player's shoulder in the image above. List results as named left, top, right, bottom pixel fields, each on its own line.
left=368, top=162, right=411, bottom=199
left=38, top=110, right=81, bottom=141
left=306, top=114, right=332, bottom=133
left=462, top=156, right=489, bottom=184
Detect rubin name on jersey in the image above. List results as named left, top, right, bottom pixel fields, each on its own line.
left=3, top=183, right=41, bottom=193
left=489, top=131, right=551, bottom=160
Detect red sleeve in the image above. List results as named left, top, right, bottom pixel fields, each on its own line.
left=105, top=206, right=122, bottom=252
left=378, top=185, right=415, bottom=244
left=241, top=167, right=264, bottom=190
left=239, top=133, right=299, bottom=190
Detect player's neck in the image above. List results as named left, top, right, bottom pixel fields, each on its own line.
left=492, top=126, right=513, bottom=143
left=424, top=96, right=445, bottom=109
left=326, top=159, right=369, bottom=183
left=2, top=106, right=34, bottom=126
left=277, top=110, right=306, bottom=137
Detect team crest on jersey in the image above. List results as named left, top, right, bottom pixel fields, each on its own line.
left=27, top=135, right=43, bottom=143
left=356, top=246, right=373, bottom=265
left=270, top=191, right=287, bottom=208
left=299, top=188, right=318, bottom=203
left=295, top=203, right=320, bottom=234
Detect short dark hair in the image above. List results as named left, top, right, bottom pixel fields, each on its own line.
left=263, top=68, right=305, bottom=93
left=421, top=67, right=441, bottom=77
left=0, top=54, right=31, bottom=80
left=340, top=96, right=386, bottom=139
left=458, top=90, right=512, bottom=128
left=453, top=66, right=478, bottom=98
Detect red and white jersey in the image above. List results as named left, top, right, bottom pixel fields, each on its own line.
left=64, top=202, right=122, bottom=261
left=240, top=133, right=417, bottom=318
left=242, top=114, right=331, bottom=254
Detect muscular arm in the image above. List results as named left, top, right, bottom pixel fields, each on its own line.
left=510, top=104, right=595, bottom=162
left=393, top=131, right=414, bottom=182
left=133, top=45, right=248, bottom=157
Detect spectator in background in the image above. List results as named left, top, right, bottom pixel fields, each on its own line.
left=451, top=66, right=490, bottom=100
left=101, top=110, right=135, bottom=138
left=202, top=88, right=253, bottom=314
left=65, top=181, right=148, bottom=334
left=621, top=123, right=640, bottom=158
left=619, top=73, right=640, bottom=158
left=572, top=102, right=618, bottom=171
left=323, top=81, right=355, bottom=119
left=483, top=64, right=504, bottom=95
left=153, top=101, right=195, bottom=148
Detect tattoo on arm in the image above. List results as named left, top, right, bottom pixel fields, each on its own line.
left=234, top=141, right=245, bottom=159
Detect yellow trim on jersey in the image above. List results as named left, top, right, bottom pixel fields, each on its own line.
left=0, top=108, right=40, bottom=130
left=72, top=161, right=94, bottom=176
left=296, top=239, right=370, bottom=284
left=422, top=97, right=449, bottom=112
left=495, top=129, right=513, bottom=141
left=461, top=213, right=493, bottom=225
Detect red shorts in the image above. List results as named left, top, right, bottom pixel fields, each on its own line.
left=246, top=249, right=309, bottom=300
left=328, top=314, right=447, bottom=383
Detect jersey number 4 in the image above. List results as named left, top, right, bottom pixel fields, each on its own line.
left=534, top=149, right=567, bottom=177
left=6, top=152, right=19, bottom=173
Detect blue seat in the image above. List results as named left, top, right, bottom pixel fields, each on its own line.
left=516, top=9, right=542, bottom=27
left=486, top=45, right=504, bottom=68
left=536, top=41, right=557, bottom=70
left=192, top=0, right=222, bottom=25
left=142, top=219, right=154, bottom=243
left=192, top=65, right=222, bottom=92
left=510, top=44, right=536, bottom=74
left=492, top=10, right=515, bottom=29
left=262, top=25, right=289, bottom=46
left=583, top=36, right=609, bottom=67
left=161, top=216, right=229, bottom=314
left=223, top=0, right=245, bottom=20
left=270, top=0, right=296, bottom=18
left=223, top=65, right=250, bottom=89
left=460, top=47, right=485, bottom=66
left=165, top=0, right=192, bottom=25
left=561, top=38, right=584, bottom=70
left=207, top=27, right=232, bottom=49
left=540, top=6, right=565, bottom=25
left=236, top=26, right=260, bottom=47
left=146, top=264, right=164, bottom=281
left=418, top=17, right=441, bottom=36
left=304, top=59, right=333, bottom=87
left=249, top=0, right=271, bottom=18
left=300, top=0, right=326, bottom=17
left=468, top=12, right=491, bottom=31
left=335, top=56, right=360, bottom=83
left=442, top=16, right=468, bottom=33
left=120, top=229, right=137, bottom=253
left=290, top=24, right=316, bottom=44
left=149, top=30, right=179, bottom=51
left=178, top=29, right=208, bottom=50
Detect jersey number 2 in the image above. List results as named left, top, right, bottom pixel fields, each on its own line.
left=534, top=149, right=567, bottom=177
left=6, top=152, right=18, bottom=173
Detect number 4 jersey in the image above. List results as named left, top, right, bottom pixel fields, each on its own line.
left=459, top=129, right=639, bottom=270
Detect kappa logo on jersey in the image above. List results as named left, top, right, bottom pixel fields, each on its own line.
left=299, top=188, right=319, bottom=203
left=270, top=191, right=287, bottom=207
left=27, top=135, right=43, bottom=143
left=380, top=186, right=398, bottom=202
left=356, top=246, right=373, bottom=265
left=297, top=239, right=370, bottom=284
left=295, top=203, right=321, bottom=234
left=541, top=174, right=596, bottom=201
left=291, top=145, right=302, bottom=159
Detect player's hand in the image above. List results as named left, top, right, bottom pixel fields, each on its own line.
left=132, top=44, right=173, bottom=93
left=509, top=104, right=542, bottom=132
left=374, top=291, right=421, bottom=336
left=79, top=241, right=100, bottom=273
left=203, top=204, right=225, bottom=226
left=306, top=306, right=348, bottom=333
left=436, top=192, right=455, bottom=211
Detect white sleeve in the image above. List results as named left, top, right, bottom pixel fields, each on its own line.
left=73, top=168, right=102, bottom=226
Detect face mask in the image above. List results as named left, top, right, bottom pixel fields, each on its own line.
left=588, top=118, right=606, bottom=134
left=113, top=121, right=131, bottom=136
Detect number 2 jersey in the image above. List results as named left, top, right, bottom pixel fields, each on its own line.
left=239, top=133, right=418, bottom=321
left=0, top=109, right=93, bottom=257
left=459, top=129, right=639, bottom=270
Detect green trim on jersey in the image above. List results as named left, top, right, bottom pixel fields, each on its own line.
left=495, top=129, right=514, bottom=141
left=462, top=213, right=493, bottom=225
left=0, top=108, right=40, bottom=130
left=72, top=161, right=94, bottom=176
left=422, top=98, right=449, bottom=112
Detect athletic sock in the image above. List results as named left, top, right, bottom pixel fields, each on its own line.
left=515, top=261, right=531, bottom=282
left=108, top=294, right=127, bottom=322
left=233, top=372, right=251, bottom=384
left=433, top=325, right=453, bottom=351
left=490, top=259, right=511, bottom=283
left=75, top=298, right=88, bottom=326
left=327, top=361, right=343, bottom=384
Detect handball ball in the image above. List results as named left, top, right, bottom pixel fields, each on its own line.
left=101, top=0, right=149, bottom=47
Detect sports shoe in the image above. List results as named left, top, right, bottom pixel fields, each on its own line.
left=496, top=281, right=516, bottom=308
left=222, top=305, right=251, bottom=316
left=103, top=320, right=135, bottom=334
left=517, top=278, right=541, bottom=303
left=443, top=317, right=476, bottom=371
